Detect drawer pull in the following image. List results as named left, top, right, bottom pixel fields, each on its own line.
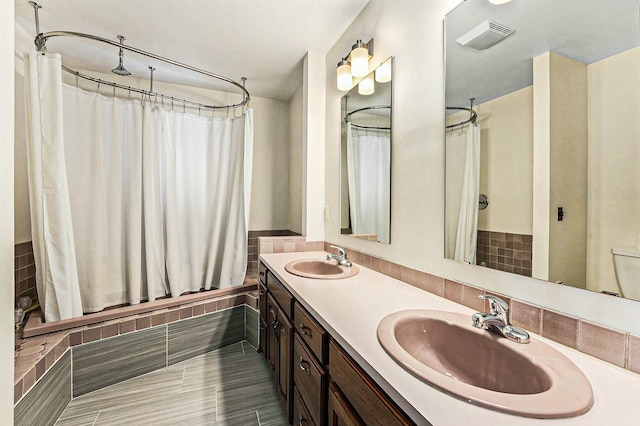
left=299, top=414, right=309, bottom=425
left=299, top=357, right=312, bottom=375
left=271, top=318, right=280, bottom=331
left=259, top=289, right=266, bottom=296
left=259, top=271, right=265, bottom=276
left=299, top=323, right=312, bottom=338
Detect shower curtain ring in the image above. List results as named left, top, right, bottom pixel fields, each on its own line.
left=75, top=72, right=79, bottom=88
left=161, top=96, right=165, bottom=108
left=96, top=80, right=101, bottom=93
left=171, top=97, right=174, bottom=110
left=198, top=104, right=201, bottom=116
left=128, top=87, right=132, bottom=100
left=183, top=100, right=186, bottom=113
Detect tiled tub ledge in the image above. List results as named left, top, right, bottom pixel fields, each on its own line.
left=14, top=288, right=260, bottom=409
left=15, top=301, right=259, bottom=426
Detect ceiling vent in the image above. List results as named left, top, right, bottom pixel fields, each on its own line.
left=456, top=20, right=515, bottom=50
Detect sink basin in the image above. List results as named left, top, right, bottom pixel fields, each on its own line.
left=284, top=259, right=359, bottom=279
left=377, top=309, right=593, bottom=418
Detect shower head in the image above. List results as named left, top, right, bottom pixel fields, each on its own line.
left=111, top=35, right=132, bottom=76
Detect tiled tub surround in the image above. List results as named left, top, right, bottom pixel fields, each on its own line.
left=14, top=241, right=37, bottom=304
left=476, top=230, right=533, bottom=277
left=14, top=289, right=259, bottom=406
left=261, top=251, right=640, bottom=425
left=15, top=302, right=259, bottom=426
left=247, top=230, right=301, bottom=273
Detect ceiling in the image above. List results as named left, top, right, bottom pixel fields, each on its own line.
left=14, top=0, right=369, bottom=101
left=445, top=0, right=640, bottom=108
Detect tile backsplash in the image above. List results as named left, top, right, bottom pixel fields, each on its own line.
left=314, top=241, right=640, bottom=375
left=476, top=231, right=532, bottom=277
left=248, top=230, right=300, bottom=273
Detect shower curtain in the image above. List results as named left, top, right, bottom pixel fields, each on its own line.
left=346, top=123, right=391, bottom=244
left=445, top=123, right=481, bottom=263
left=25, top=52, right=254, bottom=321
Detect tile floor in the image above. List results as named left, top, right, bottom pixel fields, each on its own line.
left=54, top=341, right=288, bottom=426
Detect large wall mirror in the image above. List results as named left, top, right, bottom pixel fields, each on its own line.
left=340, top=57, right=393, bottom=244
left=445, top=0, right=640, bottom=301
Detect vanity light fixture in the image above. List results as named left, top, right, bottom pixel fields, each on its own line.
left=336, top=38, right=374, bottom=91
left=358, top=73, right=375, bottom=95
left=375, top=57, right=392, bottom=83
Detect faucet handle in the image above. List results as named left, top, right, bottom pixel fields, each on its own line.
left=479, top=295, right=509, bottom=316
left=329, top=245, right=347, bottom=258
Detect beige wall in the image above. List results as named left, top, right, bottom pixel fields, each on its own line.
left=323, top=0, right=640, bottom=336
left=13, top=66, right=293, bottom=237
left=588, top=46, right=640, bottom=295
left=533, top=52, right=588, bottom=288
left=2, top=2, right=15, bottom=421
left=475, top=87, right=533, bottom=235
left=288, top=86, right=303, bottom=234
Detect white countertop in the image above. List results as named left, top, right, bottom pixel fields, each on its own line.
left=260, top=251, right=640, bottom=426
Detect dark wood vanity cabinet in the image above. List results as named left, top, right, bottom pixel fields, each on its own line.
left=259, top=261, right=415, bottom=426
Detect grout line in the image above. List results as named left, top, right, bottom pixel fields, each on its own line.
left=241, top=341, right=246, bottom=356
left=180, top=366, right=186, bottom=393
left=255, top=409, right=262, bottom=425
left=92, top=410, right=101, bottom=426
left=215, top=387, right=218, bottom=422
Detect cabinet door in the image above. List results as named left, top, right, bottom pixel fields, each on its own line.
left=258, top=282, right=267, bottom=353
left=278, top=308, right=293, bottom=421
left=266, top=294, right=279, bottom=372
left=329, top=340, right=414, bottom=426
left=328, top=382, right=365, bottom=426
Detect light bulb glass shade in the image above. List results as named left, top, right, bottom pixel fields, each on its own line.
left=337, top=61, right=352, bottom=91
left=488, top=0, right=512, bottom=4
left=351, top=46, right=370, bottom=78
left=358, top=74, right=375, bottom=95
left=375, top=60, right=392, bottom=83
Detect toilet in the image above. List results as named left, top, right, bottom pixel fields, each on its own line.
left=611, top=247, right=640, bottom=300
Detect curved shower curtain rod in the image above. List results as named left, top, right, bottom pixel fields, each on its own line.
left=28, top=2, right=250, bottom=112
left=345, top=105, right=391, bottom=131
left=445, top=98, right=477, bottom=129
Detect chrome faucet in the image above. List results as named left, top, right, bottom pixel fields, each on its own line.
left=326, top=245, right=352, bottom=267
left=472, top=295, right=530, bottom=344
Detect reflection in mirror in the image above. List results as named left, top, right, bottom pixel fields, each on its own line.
left=341, top=57, right=393, bottom=244
left=445, top=0, right=640, bottom=301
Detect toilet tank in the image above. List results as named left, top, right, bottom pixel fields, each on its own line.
left=611, top=248, right=640, bottom=300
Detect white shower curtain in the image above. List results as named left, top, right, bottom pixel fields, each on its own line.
left=25, top=52, right=254, bottom=321
left=24, top=52, right=84, bottom=321
left=346, top=123, right=391, bottom=244
left=446, top=123, right=481, bottom=264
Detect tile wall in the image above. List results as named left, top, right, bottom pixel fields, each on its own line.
left=476, top=231, right=533, bottom=277
left=247, top=230, right=300, bottom=274
left=14, top=241, right=37, bottom=304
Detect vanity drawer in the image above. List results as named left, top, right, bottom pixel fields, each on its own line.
left=268, top=271, right=294, bottom=318
left=294, top=334, right=327, bottom=426
left=329, top=340, right=413, bottom=426
left=293, top=386, right=316, bottom=426
left=294, top=302, right=327, bottom=364
left=259, top=261, right=267, bottom=285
